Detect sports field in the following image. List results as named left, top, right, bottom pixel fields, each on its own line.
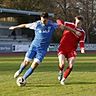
left=0, top=52, right=96, bottom=96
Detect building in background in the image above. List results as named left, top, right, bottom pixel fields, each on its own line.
left=0, top=8, right=54, bottom=53
left=0, top=8, right=54, bottom=42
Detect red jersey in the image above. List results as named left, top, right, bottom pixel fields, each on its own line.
left=57, top=20, right=85, bottom=53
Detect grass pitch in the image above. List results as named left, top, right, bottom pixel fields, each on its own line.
left=0, top=53, right=96, bottom=96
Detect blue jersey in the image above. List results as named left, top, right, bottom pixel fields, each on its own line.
left=26, top=20, right=58, bottom=50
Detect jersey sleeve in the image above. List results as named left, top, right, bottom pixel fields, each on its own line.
left=25, top=22, right=37, bottom=30
left=79, top=31, right=85, bottom=49
left=57, top=19, right=75, bottom=28
left=53, top=23, right=59, bottom=30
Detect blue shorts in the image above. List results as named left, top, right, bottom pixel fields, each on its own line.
left=25, top=45, right=47, bottom=63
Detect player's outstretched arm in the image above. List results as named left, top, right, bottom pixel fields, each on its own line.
left=57, top=19, right=81, bottom=36
left=61, top=25, right=81, bottom=36
left=9, top=24, right=26, bottom=30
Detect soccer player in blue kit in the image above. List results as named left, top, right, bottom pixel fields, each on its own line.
left=9, top=12, right=58, bottom=86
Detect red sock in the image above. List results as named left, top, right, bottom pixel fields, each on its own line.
left=64, top=66, right=73, bottom=79
left=58, top=64, right=64, bottom=71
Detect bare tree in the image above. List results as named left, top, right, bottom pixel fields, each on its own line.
left=0, top=0, right=96, bottom=43
left=51, top=0, right=96, bottom=43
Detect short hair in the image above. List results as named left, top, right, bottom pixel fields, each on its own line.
left=75, top=15, right=84, bottom=22
left=40, top=12, right=49, bottom=18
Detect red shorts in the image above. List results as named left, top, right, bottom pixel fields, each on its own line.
left=58, top=50, right=77, bottom=59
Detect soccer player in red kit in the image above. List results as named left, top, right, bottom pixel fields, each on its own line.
left=57, top=16, right=85, bottom=85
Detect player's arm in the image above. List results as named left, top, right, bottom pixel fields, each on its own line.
left=80, top=42, right=85, bottom=54
left=9, top=24, right=27, bottom=30
left=9, top=22, right=37, bottom=30
left=57, top=19, right=81, bottom=36
left=79, top=32, right=85, bottom=53
left=63, top=25, right=81, bottom=36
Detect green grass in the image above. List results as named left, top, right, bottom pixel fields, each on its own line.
left=0, top=53, right=96, bottom=96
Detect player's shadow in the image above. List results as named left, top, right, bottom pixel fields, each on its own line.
left=26, top=83, right=60, bottom=87
left=66, top=81, right=96, bottom=85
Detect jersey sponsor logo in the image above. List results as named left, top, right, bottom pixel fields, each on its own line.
left=37, top=27, right=51, bottom=33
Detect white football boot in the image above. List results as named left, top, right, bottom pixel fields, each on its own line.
left=58, top=71, right=63, bottom=81
left=14, top=70, right=20, bottom=78
left=60, top=77, right=65, bottom=85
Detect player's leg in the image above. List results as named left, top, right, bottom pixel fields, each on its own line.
left=58, top=54, right=65, bottom=81
left=16, top=59, right=39, bottom=87
left=22, top=50, right=46, bottom=80
left=14, top=60, right=30, bottom=78
left=60, top=51, right=77, bottom=85
left=64, top=57, right=75, bottom=79
left=23, top=59, right=39, bottom=80
left=14, top=46, right=36, bottom=78
left=60, top=57, right=75, bottom=85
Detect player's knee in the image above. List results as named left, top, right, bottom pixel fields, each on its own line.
left=31, top=62, right=39, bottom=70
left=69, top=63, right=73, bottom=69
left=23, top=60, right=30, bottom=65
left=59, top=63, right=64, bottom=70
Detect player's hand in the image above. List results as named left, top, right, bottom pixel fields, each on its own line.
left=75, top=31, right=81, bottom=36
left=60, top=25, right=65, bottom=30
left=81, top=48, right=85, bottom=53
left=9, top=26, right=15, bottom=30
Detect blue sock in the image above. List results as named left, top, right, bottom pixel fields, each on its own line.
left=23, top=67, right=33, bottom=80
left=18, top=64, right=25, bottom=73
